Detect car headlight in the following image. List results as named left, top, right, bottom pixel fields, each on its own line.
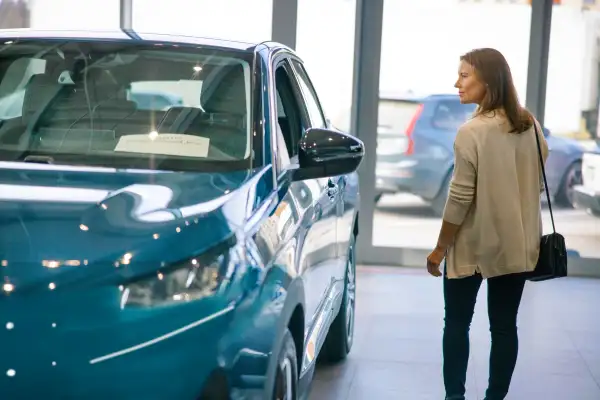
left=119, top=246, right=243, bottom=309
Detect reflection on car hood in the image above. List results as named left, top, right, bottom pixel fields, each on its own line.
left=0, top=161, right=260, bottom=291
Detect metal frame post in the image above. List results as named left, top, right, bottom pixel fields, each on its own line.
left=120, top=0, right=133, bottom=31
left=271, top=0, right=298, bottom=49
left=525, top=0, right=553, bottom=125
left=350, top=0, right=384, bottom=262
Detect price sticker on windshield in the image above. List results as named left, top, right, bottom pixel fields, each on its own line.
left=115, top=133, right=210, bottom=158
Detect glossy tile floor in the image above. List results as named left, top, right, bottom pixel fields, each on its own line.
left=310, top=266, right=600, bottom=400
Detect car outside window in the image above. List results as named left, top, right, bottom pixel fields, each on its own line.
left=0, top=40, right=253, bottom=171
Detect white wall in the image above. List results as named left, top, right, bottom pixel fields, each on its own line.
left=29, top=0, right=120, bottom=30
left=27, top=0, right=594, bottom=134
left=295, top=0, right=356, bottom=132
left=132, top=0, right=273, bottom=43
left=545, top=6, right=587, bottom=134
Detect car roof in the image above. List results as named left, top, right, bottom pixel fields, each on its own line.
left=0, top=28, right=276, bottom=52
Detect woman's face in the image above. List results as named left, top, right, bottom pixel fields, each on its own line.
left=455, top=60, right=486, bottom=105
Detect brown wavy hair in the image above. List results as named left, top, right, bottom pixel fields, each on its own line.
left=460, top=48, right=533, bottom=133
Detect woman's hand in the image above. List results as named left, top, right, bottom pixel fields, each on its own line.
left=426, top=245, right=446, bottom=277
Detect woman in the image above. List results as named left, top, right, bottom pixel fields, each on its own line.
left=426, top=48, right=549, bottom=400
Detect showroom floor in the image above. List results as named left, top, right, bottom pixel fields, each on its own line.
left=309, top=266, right=600, bottom=400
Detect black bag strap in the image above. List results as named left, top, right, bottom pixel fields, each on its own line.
left=533, top=121, right=556, bottom=233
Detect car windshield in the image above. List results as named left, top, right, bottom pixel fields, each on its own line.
left=0, top=39, right=253, bottom=172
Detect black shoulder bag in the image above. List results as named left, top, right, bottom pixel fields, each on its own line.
left=527, top=123, right=568, bottom=281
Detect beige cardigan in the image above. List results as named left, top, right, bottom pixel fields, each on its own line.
left=443, top=113, right=549, bottom=279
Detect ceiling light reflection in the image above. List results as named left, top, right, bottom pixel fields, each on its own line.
left=0, top=184, right=109, bottom=203
left=43, top=260, right=60, bottom=269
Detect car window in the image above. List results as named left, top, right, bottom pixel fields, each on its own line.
left=431, top=100, right=476, bottom=130
left=0, top=40, right=253, bottom=171
left=0, top=58, right=46, bottom=119
left=274, top=60, right=304, bottom=172
left=291, top=60, right=326, bottom=129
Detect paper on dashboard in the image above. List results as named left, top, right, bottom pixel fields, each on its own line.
left=114, top=134, right=210, bottom=158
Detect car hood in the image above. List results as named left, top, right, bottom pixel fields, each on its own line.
left=0, top=161, right=262, bottom=291
left=547, top=134, right=586, bottom=153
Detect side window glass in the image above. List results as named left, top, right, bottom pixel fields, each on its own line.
left=274, top=61, right=304, bottom=171
left=431, top=100, right=476, bottom=131
left=291, top=60, right=326, bottom=129
left=0, top=58, right=46, bottom=119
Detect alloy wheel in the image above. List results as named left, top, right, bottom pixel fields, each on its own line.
left=274, top=357, right=293, bottom=400
left=345, top=244, right=356, bottom=346
left=565, top=164, right=583, bottom=206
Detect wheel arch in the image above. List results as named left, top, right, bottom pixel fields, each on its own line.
left=287, top=304, right=304, bottom=374
left=352, top=211, right=359, bottom=237
left=263, top=276, right=306, bottom=396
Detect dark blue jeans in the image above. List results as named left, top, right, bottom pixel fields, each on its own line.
left=443, top=267, right=526, bottom=400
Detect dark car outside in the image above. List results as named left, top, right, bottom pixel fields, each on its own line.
left=375, top=93, right=587, bottom=215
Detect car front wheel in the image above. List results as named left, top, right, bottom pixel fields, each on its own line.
left=272, top=329, right=298, bottom=400
left=320, top=235, right=356, bottom=362
left=556, top=161, right=582, bottom=208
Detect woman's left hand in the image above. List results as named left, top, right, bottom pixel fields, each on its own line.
left=426, top=246, right=446, bottom=277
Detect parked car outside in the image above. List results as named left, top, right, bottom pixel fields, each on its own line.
left=573, top=148, right=600, bottom=217
left=375, top=93, right=587, bottom=215
left=0, top=30, right=364, bottom=400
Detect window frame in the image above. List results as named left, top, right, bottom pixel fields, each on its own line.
left=289, top=59, right=327, bottom=129
left=269, top=52, right=312, bottom=179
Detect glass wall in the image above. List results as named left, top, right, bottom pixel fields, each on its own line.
left=544, top=4, right=600, bottom=260
left=295, top=0, right=356, bottom=133
left=29, top=0, right=120, bottom=30
left=372, top=0, right=532, bottom=250
left=133, top=0, right=273, bottom=43
left=0, top=0, right=30, bottom=29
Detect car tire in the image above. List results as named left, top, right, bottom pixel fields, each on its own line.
left=556, top=161, right=582, bottom=208
left=431, top=172, right=452, bottom=217
left=320, top=235, right=356, bottom=363
left=272, top=329, right=298, bottom=400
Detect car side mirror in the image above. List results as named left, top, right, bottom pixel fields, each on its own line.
left=290, top=128, right=365, bottom=181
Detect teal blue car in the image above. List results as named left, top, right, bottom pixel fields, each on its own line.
left=0, top=29, right=364, bottom=399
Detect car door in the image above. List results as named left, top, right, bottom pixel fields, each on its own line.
left=288, top=59, right=347, bottom=280
left=271, top=56, right=339, bottom=327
